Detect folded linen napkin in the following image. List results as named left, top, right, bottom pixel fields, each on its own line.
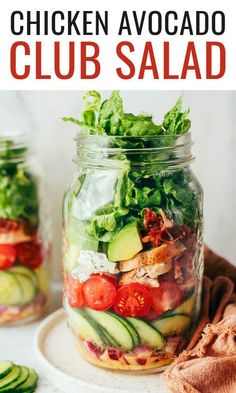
left=164, top=246, right=236, bottom=393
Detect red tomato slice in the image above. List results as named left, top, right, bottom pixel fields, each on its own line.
left=114, top=283, right=152, bottom=317
left=67, top=275, right=84, bottom=308
left=83, top=274, right=117, bottom=311
left=16, top=241, right=42, bottom=269
left=0, top=244, right=16, bottom=270
left=151, top=281, right=183, bottom=317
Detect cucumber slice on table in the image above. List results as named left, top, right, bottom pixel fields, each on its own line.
left=14, top=273, right=36, bottom=305
left=151, top=314, right=191, bottom=337
left=0, top=272, right=22, bottom=306
left=127, top=317, right=166, bottom=349
left=86, top=309, right=137, bottom=351
left=0, top=366, right=29, bottom=392
left=68, top=308, right=108, bottom=347
left=10, top=266, right=38, bottom=288
left=14, top=369, right=38, bottom=392
left=0, top=366, right=21, bottom=389
left=0, top=362, right=13, bottom=379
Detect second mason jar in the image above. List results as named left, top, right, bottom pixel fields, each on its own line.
left=63, top=132, right=203, bottom=372
left=0, top=134, right=50, bottom=325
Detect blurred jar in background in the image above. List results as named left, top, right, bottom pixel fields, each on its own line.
left=0, top=93, right=51, bottom=325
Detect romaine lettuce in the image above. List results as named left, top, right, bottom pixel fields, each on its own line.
left=64, top=91, right=200, bottom=243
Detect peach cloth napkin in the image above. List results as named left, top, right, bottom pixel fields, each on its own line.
left=164, top=246, right=236, bottom=393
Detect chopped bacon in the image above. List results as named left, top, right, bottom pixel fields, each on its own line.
left=0, top=218, right=20, bottom=233
left=143, top=208, right=175, bottom=247
left=144, top=208, right=159, bottom=229
left=159, top=208, right=174, bottom=229
left=142, top=235, right=151, bottom=243
left=174, top=254, right=195, bottom=293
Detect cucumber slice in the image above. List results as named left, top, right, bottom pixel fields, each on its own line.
left=172, top=295, right=195, bottom=316
left=109, top=313, right=141, bottom=347
left=86, top=309, right=135, bottom=351
left=14, top=273, right=36, bottom=305
left=0, top=367, right=29, bottom=392
left=152, top=314, right=191, bottom=337
left=0, top=366, right=20, bottom=389
left=0, top=272, right=22, bottom=306
left=127, top=317, right=166, bottom=349
left=0, top=362, right=13, bottom=379
left=68, top=308, right=108, bottom=347
left=14, top=369, right=38, bottom=392
left=10, top=267, right=38, bottom=288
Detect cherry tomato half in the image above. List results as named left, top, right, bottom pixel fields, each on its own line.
left=67, top=275, right=84, bottom=308
left=151, top=281, right=183, bottom=317
left=15, top=241, right=42, bottom=269
left=114, top=283, right=152, bottom=317
left=83, top=274, right=117, bottom=311
left=0, top=244, right=16, bottom=270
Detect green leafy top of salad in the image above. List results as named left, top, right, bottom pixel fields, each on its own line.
left=64, top=91, right=201, bottom=245
left=63, top=90, right=191, bottom=136
left=0, top=139, right=39, bottom=227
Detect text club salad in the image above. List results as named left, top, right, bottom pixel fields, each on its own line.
left=63, top=91, right=203, bottom=372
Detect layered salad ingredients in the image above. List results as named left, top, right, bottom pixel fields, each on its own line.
left=63, top=91, right=203, bottom=371
left=0, top=140, right=48, bottom=325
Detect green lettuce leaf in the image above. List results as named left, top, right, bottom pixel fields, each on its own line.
left=162, top=97, right=191, bottom=135
left=63, top=91, right=191, bottom=137
left=0, top=167, right=39, bottom=226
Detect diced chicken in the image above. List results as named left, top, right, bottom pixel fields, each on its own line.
left=0, top=229, right=33, bottom=244
left=118, top=241, right=186, bottom=272
left=119, top=260, right=172, bottom=287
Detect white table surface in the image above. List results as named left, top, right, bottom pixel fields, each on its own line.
left=0, top=283, right=63, bottom=393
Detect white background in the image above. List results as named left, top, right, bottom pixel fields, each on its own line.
left=0, top=90, right=235, bottom=280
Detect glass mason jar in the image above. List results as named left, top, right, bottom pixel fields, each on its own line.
left=63, top=133, right=203, bottom=372
left=0, top=134, right=50, bottom=325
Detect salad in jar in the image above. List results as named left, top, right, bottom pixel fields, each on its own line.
left=63, top=91, right=203, bottom=372
left=0, top=138, right=49, bottom=325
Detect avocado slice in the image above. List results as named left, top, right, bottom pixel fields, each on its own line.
left=108, top=222, right=143, bottom=262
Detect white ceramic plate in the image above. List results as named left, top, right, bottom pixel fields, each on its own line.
left=35, top=308, right=170, bottom=393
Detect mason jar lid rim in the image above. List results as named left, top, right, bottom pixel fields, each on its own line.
left=76, top=132, right=192, bottom=141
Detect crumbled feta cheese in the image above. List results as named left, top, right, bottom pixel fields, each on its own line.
left=72, top=250, right=119, bottom=282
